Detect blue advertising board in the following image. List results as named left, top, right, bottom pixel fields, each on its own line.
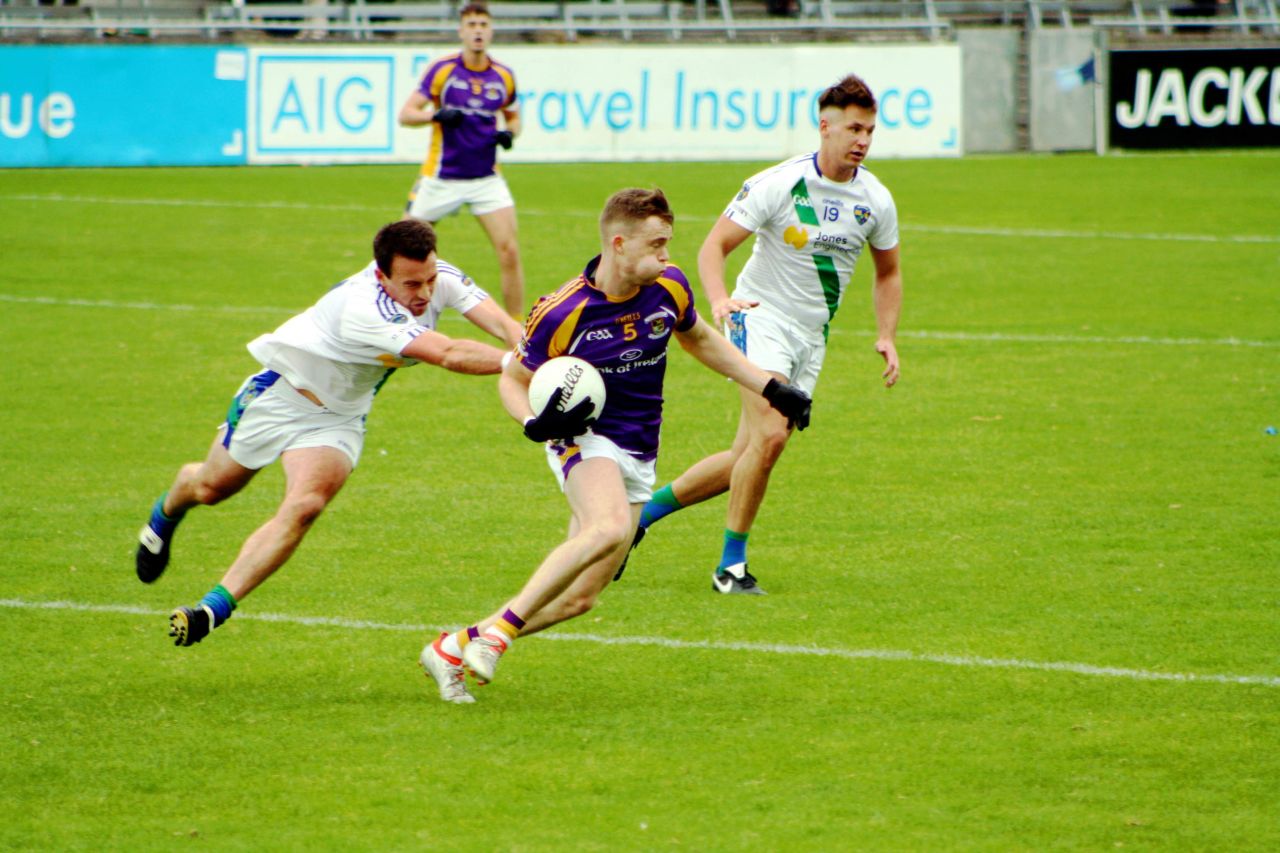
left=1, top=43, right=961, bottom=167
left=0, top=46, right=247, bottom=167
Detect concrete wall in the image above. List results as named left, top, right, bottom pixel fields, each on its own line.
left=1029, top=28, right=1098, bottom=152
left=959, top=28, right=1019, bottom=153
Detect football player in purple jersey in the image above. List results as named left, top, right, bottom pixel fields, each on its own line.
left=418, top=188, right=811, bottom=703
left=398, top=3, right=525, bottom=317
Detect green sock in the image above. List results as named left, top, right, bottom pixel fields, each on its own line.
left=719, top=529, right=749, bottom=569
left=200, top=584, right=237, bottom=626
left=640, top=483, right=683, bottom=528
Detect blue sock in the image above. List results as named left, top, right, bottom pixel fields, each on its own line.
left=199, top=584, right=237, bottom=627
left=148, top=492, right=185, bottom=536
left=639, top=483, right=683, bottom=529
left=718, top=529, right=749, bottom=570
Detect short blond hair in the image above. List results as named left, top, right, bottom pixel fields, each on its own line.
left=599, top=188, right=674, bottom=236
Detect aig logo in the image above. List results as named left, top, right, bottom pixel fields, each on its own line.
left=254, top=54, right=395, bottom=156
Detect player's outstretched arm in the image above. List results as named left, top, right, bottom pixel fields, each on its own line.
left=869, top=244, right=902, bottom=388
left=675, top=317, right=810, bottom=430
left=401, top=329, right=507, bottom=375
left=463, top=297, right=523, bottom=348
left=675, top=316, right=766, bottom=391
left=698, top=216, right=760, bottom=325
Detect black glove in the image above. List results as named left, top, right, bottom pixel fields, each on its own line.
left=762, top=378, right=811, bottom=431
left=494, top=130, right=514, bottom=150
left=433, top=107, right=464, bottom=128
left=523, top=387, right=597, bottom=442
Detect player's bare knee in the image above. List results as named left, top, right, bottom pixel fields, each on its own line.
left=192, top=476, right=236, bottom=506
left=754, top=426, right=790, bottom=463
left=582, top=517, right=629, bottom=562
left=496, top=239, right=520, bottom=267
left=603, top=515, right=632, bottom=552
left=281, top=492, right=329, bottom=528
left=561, top=591, right=599, bottom=620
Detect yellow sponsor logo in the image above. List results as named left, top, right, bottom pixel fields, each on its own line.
left=784, top=225, right=809, bottom=250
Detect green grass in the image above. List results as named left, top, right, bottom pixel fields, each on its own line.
left=2, top=152, right=1278, bottom=850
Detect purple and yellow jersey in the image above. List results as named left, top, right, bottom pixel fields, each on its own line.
left=516, top=257, right=699, bottom=461
left=416, top=53, right=516, bottom=180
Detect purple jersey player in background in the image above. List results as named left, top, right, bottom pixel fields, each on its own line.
left=398, top=3, right=525, bottom=318
left=417, top=188, right=812, bottom=704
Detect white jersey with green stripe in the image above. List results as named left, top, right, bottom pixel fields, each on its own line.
left=724, top=153, right=899, bottom=331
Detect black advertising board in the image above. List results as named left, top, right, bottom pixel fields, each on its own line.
left=1108, top=48, right=1280, bottom=148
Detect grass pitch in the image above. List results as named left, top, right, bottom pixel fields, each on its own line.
left=1, top=152, right=1278, bottom=850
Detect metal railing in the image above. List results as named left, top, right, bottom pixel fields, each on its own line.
left=0, top=0, right=947, bottom=41
left=1, top=0, right=1276, bottom=40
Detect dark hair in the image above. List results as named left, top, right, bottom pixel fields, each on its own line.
left=600, top=188, right=674, bottom=233
left=818, top=74, right=877, bottom=112
left=459, top=3, right=490, bottom=18
left=374, top=220, right=437, bottom=276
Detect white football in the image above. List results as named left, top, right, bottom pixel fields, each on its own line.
left=528, top=356, right=606, bottom=422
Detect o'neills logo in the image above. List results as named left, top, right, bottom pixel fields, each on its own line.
left=557, top=363, right=586, bottom=411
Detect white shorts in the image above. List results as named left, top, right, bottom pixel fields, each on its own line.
left=725, top=306, right=826, bottom=397
left=405, top=174, right=515, bottom=221
left=220, top=370, right=364, bottom=470
left=544, top=432, right=656, bottom=505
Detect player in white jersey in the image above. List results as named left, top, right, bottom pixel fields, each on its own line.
left=134, top=220, right=521, bottom=647
left=629, top=73, right=903, bottom=595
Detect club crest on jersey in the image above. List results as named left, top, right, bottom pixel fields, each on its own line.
left=390, top=314, right=409, bottom=324
left=735, top=183, right=751, bottom=201
left=784, top=225, right=809, bottom=250
left=853, top=205, right=872, bottom=225
left=645, top=309, right=674, bottom=339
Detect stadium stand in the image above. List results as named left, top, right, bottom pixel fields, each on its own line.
left=0, top=0, right=1276, bottom=40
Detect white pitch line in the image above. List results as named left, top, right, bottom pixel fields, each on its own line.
left=895, top=328, right=1280, bottom=349
left=4, top=193, right=1278, bottom=244
left=2, top=597, right=1276, bottom=688
left=1, top=192, right=385, bottom=214
left=3, top=293, right=1275, bottom=349
left=906, top=222, right=1280, bottom=245
left=0, top=293, right=295, bottom=316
